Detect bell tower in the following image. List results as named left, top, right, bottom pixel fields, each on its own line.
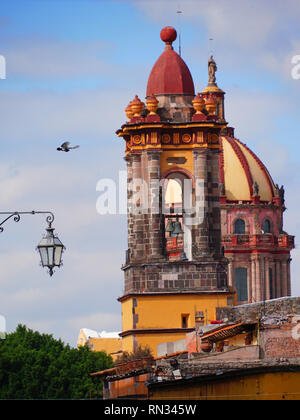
left=117, top=27, right=235, bottom=356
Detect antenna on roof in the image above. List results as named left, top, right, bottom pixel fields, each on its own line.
left=177, top=7, right=182, bottom=56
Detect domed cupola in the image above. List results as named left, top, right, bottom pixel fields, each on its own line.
left=219, top=136, right=277, bottom=203
left=146, top=26, right=195, bottom=97
left=146, top=27, right=195, bottom=122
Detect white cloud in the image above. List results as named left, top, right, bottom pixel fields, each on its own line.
left=0, top=88, right=131, bottom=143
left=224, top=87, right=292, bottom=144
left=0, top=247, right=125, bottom=346
left=25, top=311, right=122, bottom=347
left=3, top=37, right=116, bottom=79
left=67, top=312, right=122, bottom=335
left=135, top=0, right=300, bottom=79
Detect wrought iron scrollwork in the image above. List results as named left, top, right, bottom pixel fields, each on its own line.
left=0, top=211, right=55, bottom=233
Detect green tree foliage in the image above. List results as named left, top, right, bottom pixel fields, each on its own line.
left=0, top=324, right=113, bottom=399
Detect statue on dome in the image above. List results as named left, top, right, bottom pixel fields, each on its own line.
left=253, top=181, right=259, bottom=196
left=208, top=55, right=217, bottom=84
left=275, top=184, right=285, bottom=202
left=279, top=185, right=285, bottom=201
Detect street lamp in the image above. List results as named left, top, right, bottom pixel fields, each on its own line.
left=0, top=211, right=65, bottom=276
left=36, top=217, right=65, bottom=277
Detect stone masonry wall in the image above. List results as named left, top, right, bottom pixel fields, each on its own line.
left=123, top=260, right=229, bottom=295
left=216, top=296, right=300, bottom=323
left=216, top=297, right=300, bottom=359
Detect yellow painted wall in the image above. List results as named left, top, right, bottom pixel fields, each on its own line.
left=120, top=335, right=134, bottom=355
left=88, top=337, right=122, bottom=360
left=149, top=371, right=300, bottom=400
left=121, top=298, right=134, bottom=332
left=121, top=293, right=234, bottom=356
left=227, top=332, right=258, bottom=347
left=123, top=294, right=232, bottom=330
left=160, top=150, right=193, bottom=176
left=134, top=332, right=187, bottom=357
left=121, top=333, right=188, bottom=358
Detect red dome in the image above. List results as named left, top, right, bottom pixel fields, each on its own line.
left=146, top=28, right=195, bottom=97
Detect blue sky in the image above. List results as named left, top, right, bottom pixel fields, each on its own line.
left=0, top=0, right=299, bottom=347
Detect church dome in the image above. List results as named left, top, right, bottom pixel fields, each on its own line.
left=220, top=136, right=276, bottom=202
left=146, top=27, right=195, bottom=97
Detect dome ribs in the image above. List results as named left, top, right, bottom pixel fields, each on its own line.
left=225, top=136, right=254, bottom=198
left=235, top=138, right=275, bottom=200
left=219, top=136, right=225, bottom=185
left=146, top=26, right=194, bottom=97
left=146, top=50, right=195, bottom=96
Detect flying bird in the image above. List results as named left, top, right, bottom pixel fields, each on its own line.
left=57, top=141, right=80, bottom=152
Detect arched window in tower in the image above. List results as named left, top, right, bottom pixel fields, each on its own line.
left=234, top=218, right=246, bottom=234
left=163, top=172, right=192, bottom=261
left=262, top=219, right=271, bottom=234
left=164, top=179, right=183, bottom=214
left=234, top=267, right=248, bottom=302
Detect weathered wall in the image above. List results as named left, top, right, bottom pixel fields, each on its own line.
left=216, top=297, right=300, bottom=359
left=216, top=297, right=300, bottom=323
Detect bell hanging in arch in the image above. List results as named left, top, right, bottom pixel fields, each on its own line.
left=165, top=219, right=174, bottom=233
left=172, top=220, right=183, bottom=236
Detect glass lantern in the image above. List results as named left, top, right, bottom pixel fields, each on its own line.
left=37, top=227, right=65, bottom=276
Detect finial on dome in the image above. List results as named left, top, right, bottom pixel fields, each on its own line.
left=192, top=93, right=205, bottom=114
left=160, top=26, right=177, bottom=50
left=131, top=95, right=145, bottom=117
left=145, top=94, right=160, bottom=122
left=146, top=94, right=159, bottom=115
left=192, top=93, right=207, bottom=121
left=205, top=94, right=218, bottom=115
left=125, top=101, right=134, bottom=121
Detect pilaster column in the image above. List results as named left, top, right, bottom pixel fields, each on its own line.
left=126, top=156, right=134, bottom=256
left=281, top=259, right=288, bottom=297
left=247, top=258, right=252, bottom=303
left=193, top=150, right=210, bottom=257
left=147, top=150, right=163, bottom=260
left=255, top=256, right=261, bottom=302
left=287, top=258, right=291, bottom=296
left=251, top=256, right=256, bottom=303
left=265, top=257, right=270, bottom=300
left=227, top=258, right=233, bottom=287
left=275, top=260, right=282, bottom=297
left=269, top=260, right=276, bottom=299
left=131, top=154, right=144, bottom=261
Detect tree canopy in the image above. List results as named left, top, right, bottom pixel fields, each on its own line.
left=0, top=324, right=113, bottom=400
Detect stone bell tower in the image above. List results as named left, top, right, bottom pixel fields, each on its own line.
left=116, top=27, right=235, bottom=356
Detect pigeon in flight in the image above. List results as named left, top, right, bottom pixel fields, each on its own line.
left=57, top=141, right=80, bottom=152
